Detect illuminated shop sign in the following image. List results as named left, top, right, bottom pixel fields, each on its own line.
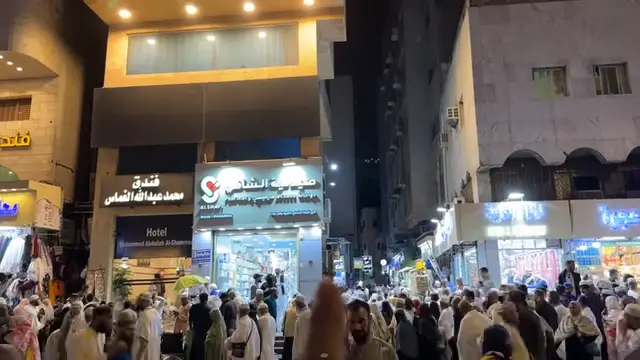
left=435, top=209, right=453, bottom=246
left=484, top=202, right=548, bottom=238
left=194, top=159, right=324, bottom=229
left=0, top=131, right=31, bottom=149
left=0, top=201, right=18, bottom=217
left=102, top=174, right=187, bottom=207
left=600, top=206, right=640, bottom=231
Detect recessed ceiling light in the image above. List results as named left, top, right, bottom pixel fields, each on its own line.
left=243, top=2, right=255, bottom=12
left=118, top=9, right=132, bottom=19
left=258, top=31, right=267, bottom=39
left=206, top=35, right=216, bottom=42
left=6, top=61, right=13, bottom=66
left=16, top=67, right=22, bottom=72
left=0, top=55, right=3, bottom=59
left=303, top=0, right=315, bottom=5
left=185, top=4, right=198, bottom=15
left=147, top=38, right=156, bottom=45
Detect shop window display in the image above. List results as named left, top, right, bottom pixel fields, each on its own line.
left=571, top=240, right=640, bottom=280
left=498, top=239, right=562, bottom=290
left=214, top=231, right=298, bottom=322
left=453, top=248, right=478, bottom=286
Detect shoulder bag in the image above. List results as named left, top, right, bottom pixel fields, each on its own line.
left=231, top=321, right=254, bottom=358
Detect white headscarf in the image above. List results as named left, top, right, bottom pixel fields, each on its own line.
left=605, top=296, right=622, bottom=324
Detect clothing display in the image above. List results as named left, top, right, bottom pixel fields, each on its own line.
left=0, top=235, right=27, bottom=274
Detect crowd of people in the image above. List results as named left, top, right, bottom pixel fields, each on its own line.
left=1, top=260, right=640, bottom=360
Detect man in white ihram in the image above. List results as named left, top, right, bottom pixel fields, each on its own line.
left=257, top=302, right=277, bottom=360
left=292, top=295, right=311, bottom=360
left=225, top=303, right=261, bottom=360
left=133, top=293, right=162, bottom=360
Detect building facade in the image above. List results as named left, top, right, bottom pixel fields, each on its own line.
left=85, top=1, right=345, bottom=301
left=434, top=0, right=640, bottom=285
left=0, top=0, right=88, bottom=203
left=358, top=207, right=384, bottom=284
left=377, top=0, right=465, bottom=250
left=323, top=76, right=357, bottom=276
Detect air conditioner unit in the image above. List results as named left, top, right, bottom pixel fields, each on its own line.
left=439, top=132, right=449, bottom=148
left=391, top=28, right=399, bottom=42
left=446, top=107, right=460, bottom=121
left=452, top=196, right=465, bottom=204
left=387, top=101, right=396, bottom=109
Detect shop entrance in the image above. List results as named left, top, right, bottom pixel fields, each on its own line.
left=214, top=230, right=298, bottom=325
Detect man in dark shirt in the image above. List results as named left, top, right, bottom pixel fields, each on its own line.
left=534, top=288, right=559, bottom=331
left=508, top=290, right=547, bottom=360
left=219, top=292, right=237, bottom=336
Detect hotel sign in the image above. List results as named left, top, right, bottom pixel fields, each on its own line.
left=194, top=158, right=324, bottom=230
left=0, top=131, right=31, bottom=149
left=99, top=174, right=193, bottom=208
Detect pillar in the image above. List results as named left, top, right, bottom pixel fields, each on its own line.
left=88, top=148, right=119, bottom=301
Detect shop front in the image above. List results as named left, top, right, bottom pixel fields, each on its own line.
left=0, top=180, right=63, bottom=305
left=569, top=199, right=640, bottom=280
left=112, top=214, right=193, bottom=302
left=192, top=158, right=324, bottom=312
left=89, top=173, right=194, bottom=301
left=456, top=201, right=572, bottom=289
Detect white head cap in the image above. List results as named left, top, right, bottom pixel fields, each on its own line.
left=29, top=295, right=40, bottom=302
left=258, top=303, right=268, bottom=310
left=256, top=289, right=264, bottom=295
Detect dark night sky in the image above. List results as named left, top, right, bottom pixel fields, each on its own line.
left=335, top=0, right=385, bottom=208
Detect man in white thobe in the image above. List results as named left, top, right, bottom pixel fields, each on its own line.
left=457, top=300, right=491, bottom=360
left=225, top=303, right=261, bottom=360
left=133, top=293, right=162, bottom=360
left=292, top=295, right=311, bottom=360
left=24, top=295, right=44, bottom=335
left=257, top=303, right=277, bottom=360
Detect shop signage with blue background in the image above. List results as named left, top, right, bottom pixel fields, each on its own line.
left=194, top=158, right=324, bottom=230
left=192, top=249, right=211, bottom=265
left=115, top=214, right=193, bottom=259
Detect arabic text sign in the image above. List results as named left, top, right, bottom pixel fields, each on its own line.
left=100, top=174, right=194, bottom=208
left=0, top=131, right=31, bottom=149
left=194, top=158, right=324, bottom=230
left=571, top=199, right=640, bottom=238
left=192, top=249, right=211, bottom=265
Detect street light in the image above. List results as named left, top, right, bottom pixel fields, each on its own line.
left=329, top=182, right=336, bottom=187
left=436, top=207, right=447, bottom=213
left=430, top=218, right=439, bottom=224
left=507, top=192, right=525, bottom=201
left=330, top=163, right=338, bottom=171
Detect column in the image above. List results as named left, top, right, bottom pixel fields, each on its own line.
left=88, top=148, right=118, bottom=301
left=476, top=241, right=501, bottom=285
left=191, top=231, right=213, bottom=280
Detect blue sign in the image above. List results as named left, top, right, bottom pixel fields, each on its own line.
left=115, top=214, right=193, bottom=259
left=0, top=201, right=18, bottom=217
left=600, top=206, right=640, bottom=231
left=484, top=202, right=546, bottom=224
left=192, top=249, right=211, bottom=265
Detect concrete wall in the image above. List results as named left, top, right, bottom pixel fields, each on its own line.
left=440, top=9, right=481, bottom=202
left=88, top=148, right=193, bottom=300
left=0, top=0, right=84, bottom=202
left=442, top=0, right=640, bottom=203
left=324, top=76, right=357, bottom=244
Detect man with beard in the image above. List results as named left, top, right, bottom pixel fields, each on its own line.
left=345, top=299, right=397, bottom=360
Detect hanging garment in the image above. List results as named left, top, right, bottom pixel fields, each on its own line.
left=0, top=236, right=26, bottom=274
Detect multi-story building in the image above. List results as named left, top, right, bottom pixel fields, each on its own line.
left=358, top=207, right=385, bottom=283
left=85, top=1, right=345, bottom=301
left=377, top=0, right=465, bottom=253
left=434, top=0, right=640, bottom=287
